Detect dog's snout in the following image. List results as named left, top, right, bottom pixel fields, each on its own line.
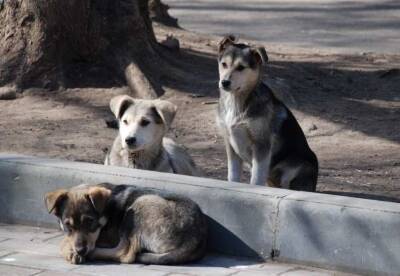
left=221, top=80, right=231, bottom=89
left=75, top=246, right=87, bottom=256
left=125, top=137, right=137, bottom=146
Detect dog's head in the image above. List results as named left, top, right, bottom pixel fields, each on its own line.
left=217, top=35, right=268, bottom=94
left=44, top=184, right=111, bottom=258
left=109, top=95, right=177, bottom=152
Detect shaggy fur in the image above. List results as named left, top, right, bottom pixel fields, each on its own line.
left=45, top=183, right=208, bottom=265
left=216, top=36, right=318, bottom=191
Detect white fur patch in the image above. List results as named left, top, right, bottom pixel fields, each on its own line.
left=223, top=94, right=240, bottom=127
left=99, top=216, right=107, bottom=227
left=59, top=220, right=65, bottom=232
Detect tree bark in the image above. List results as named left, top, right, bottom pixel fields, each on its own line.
left=148, top=0, right=178, bottom=27
left=0, top=0, right=165, bottom=98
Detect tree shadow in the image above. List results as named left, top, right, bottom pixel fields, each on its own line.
left=165, top=46, right=400, bottom=144
left=38, top=43, right=400, bottom=145
left=321, top=191, right=400, bottom=203
left=268, top=58, right=400, bottom=144
left=158, top=47, right=219, bottom=96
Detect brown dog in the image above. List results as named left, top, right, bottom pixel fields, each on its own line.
left=45, top=183, right=208, bottom=265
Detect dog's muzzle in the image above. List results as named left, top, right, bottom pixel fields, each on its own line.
left=125, top=137, right=137, bottom=147
left=221, top=80, right=231, bottom=90
left=75, top=246, right=88, bottom=256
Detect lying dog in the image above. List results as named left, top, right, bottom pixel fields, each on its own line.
left=45, top=183, right=208, bottom=265
left=105, top=95, right=199, bottom=176
left=216, top=36, right=318, bottom=191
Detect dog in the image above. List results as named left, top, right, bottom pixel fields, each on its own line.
left=216, top=36, right=318, bottom=191
left=44, top=183, right=208, bottom=265
left=105, top=95, right=199, bottom=176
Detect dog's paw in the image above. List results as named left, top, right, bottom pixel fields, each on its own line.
left=67, top=253, right=85, bottom=264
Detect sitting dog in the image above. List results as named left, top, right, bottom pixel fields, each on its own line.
left=44, top=183, right=208, bottom=265
left=216, top=36, right=318, bottom=191
left=105, top=95, right=199, bottom=176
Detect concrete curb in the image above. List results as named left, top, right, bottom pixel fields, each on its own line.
left=0, top=154, right=399, bottom=275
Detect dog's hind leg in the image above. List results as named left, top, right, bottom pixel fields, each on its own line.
left=137, top=238, right=206, bottom=265
left=289, top=177, right=316, bottom=192
left=91, top=235, right=140, bottom=263
left=280, top=162, right=317, bottom=192
left=119, top=235, right=140, bottom=263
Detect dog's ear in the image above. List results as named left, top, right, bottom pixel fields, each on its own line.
left=152, top=100, right=177, bottom=129
left=110, top=95, right=135, bottom=120
left=251, top=46, right=268, bottom=65
left=44, top=189, right=68, bottom=216
left=87, top=186, right=111, bottom=213
left=218, top=35, right=236, bottom=54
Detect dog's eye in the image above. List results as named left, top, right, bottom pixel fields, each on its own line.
left=64, top=221, right=73, bottom=232
left=84, top=217, right=95, bottom=224
left=221, top=62, right=227, bottom=69
left=140, top=119, right=150, bottom=127
left=82, top=216, right=98, bottom=231
left=122, top=119, right=128, bottom=125
left=236, top=65, right=245, bottom=71
left=84, top=217, right=97, bottom=228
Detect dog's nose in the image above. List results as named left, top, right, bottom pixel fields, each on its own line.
left=125, top=137, right=136, bottom=146
left=76, top=246, right=87, bottom=256
left=221, top=80, right=231, bottom=89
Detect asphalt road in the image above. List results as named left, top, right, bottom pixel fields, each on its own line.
left=165, top=0, right=400, bottom=54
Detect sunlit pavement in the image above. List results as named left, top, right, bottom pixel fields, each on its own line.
left=0, top=224, right=355, bottom=276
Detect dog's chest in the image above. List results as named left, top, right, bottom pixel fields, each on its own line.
left=220, top=101, right=252, bottom=163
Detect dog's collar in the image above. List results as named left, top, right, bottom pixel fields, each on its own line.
left=128, top=150, right=145, bottom=159
left=126, top=148, right=164, bottom=170
left=128, top=150, right=145, bottom=168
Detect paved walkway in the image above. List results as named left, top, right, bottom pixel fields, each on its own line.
left=165, top=0, right=400, bottom=54
left=0, top=224, right=354, bottom=276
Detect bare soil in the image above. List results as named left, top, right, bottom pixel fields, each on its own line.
left=1, top=24, right=399, bottom=201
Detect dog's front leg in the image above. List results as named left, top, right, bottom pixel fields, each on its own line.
left=225, top=139, right=242, bottom=182
left=60, top=236, right=85, bottom=264
left=250, top=148, right=271, bottom=186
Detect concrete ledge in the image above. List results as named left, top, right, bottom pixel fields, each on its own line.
left=0, top=154, right=399, bottom=275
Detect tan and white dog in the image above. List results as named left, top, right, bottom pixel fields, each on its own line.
left=105, top=95, right=199, bottom=176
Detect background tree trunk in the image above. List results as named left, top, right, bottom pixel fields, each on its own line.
left=0, top=0, right=166, bottom=98
left=149, top=0, right=178, bottom=27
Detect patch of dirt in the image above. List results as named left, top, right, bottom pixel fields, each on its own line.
left=1, top=24, right=399, bottom=201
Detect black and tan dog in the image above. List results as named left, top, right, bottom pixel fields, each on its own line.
left=217, top=35, right=318, bottom=191
left=45, top=183, right=207, bottom=265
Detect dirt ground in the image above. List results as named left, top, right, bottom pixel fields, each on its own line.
left=0, top=24, right=399, bottom=201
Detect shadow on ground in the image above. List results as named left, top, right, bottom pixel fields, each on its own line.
left=162, top=47, right=400, bottom=144
left=322, top=191, right=400, bottom=203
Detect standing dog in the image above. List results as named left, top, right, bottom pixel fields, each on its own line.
left=216, top=36, right=318, bottom=191
left=44, top=183, right=208, bottom=265
left=105, top=95, right=199, bottom=176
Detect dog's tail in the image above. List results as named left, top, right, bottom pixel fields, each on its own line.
left=136, top=237, right=207, bottom=265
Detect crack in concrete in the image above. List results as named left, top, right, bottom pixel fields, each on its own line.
left=271, top=194, right=289, bottom=260
left=277, top=266, right=304, bottom=275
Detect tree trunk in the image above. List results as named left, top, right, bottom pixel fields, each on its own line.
left=0, top=0, right=165, bottom=98
left=149, top=0, right=178, bottom=27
